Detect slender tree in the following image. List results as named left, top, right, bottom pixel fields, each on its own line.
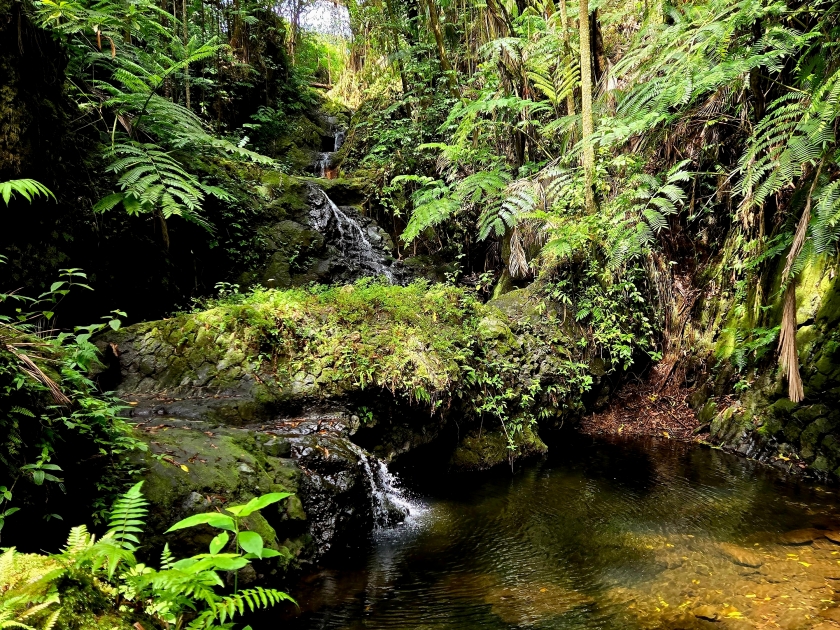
left=558, top=0, right=576, bottom=120
left=578, top=0, right=595, bottom=212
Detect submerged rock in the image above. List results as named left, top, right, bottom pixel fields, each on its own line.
left=779, top=528, right=823, bottom=545
left=717, top=542, right=763, bottom=567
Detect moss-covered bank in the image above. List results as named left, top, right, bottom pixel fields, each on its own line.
left=687, top=244, right=840, bottom=478
left=98, top=281, right=605, bottom=469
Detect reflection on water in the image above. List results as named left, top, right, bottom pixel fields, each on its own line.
left=275, top=434, right=840, bottom=629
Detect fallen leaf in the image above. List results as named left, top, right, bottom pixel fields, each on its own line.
left=180, top=464, right=189, bottom=472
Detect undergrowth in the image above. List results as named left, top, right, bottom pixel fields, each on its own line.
left=184, top=276, right=656, bottom=450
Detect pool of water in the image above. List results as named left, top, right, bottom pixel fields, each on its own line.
left=275, top=434, right=840, bottom=629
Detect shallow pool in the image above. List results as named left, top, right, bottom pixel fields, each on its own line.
left=276, top=434, right=840, bottom=629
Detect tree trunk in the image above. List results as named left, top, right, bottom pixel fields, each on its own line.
left=558, top=0, right=576, bottom=120
left=579, top=0, right=595, bottom=212
left=183, top=0, right=190, bottom=110
left=383, top=0, right=410, bottom=94
left=590, top=8, right=604, bottom=86
left=749, top=20, right=764, bottom=122
left=419, top=0, right=458, bottom=96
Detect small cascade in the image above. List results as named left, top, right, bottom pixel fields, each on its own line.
left=359, top=454, right=413, bottom=529
left=311, top=116, right=346, bottom=178
left=309, top=186, right=397, bottom=283
left=314, top=152, right=332, bottom=178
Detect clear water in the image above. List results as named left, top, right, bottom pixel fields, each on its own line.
left=275, top=434, right=840, bottom=629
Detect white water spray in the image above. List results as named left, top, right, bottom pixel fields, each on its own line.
left=310, top=188, right=396, bottom=283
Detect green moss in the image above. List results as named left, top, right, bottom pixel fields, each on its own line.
left=450, top=424, right=548, bottom=471
left=0, top=549, right=144, bottom=630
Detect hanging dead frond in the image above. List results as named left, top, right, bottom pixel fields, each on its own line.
left=777, top=161, right=823, bottom=403
left=509, top=228, right=530, bottom=277
left=778, top=282, right=804, bottom=402
left=3, top=343, right=71, bottom=406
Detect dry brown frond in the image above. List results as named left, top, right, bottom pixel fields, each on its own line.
left=778, top=283, right=804, bottom=403
left=776, top=161, right=823, bottom=403
left=0, top=325, right=71, bottom=406
left=509, top=228, right=530, bottom=278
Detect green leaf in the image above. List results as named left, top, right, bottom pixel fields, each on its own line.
left=211, top=556, right=249, bottom=571
left=209, top=531, right=230, bottom=554
left=237, top=530, right=264, bottom=556
left=231, top=492, right=291, bottom=518
left=166, top=512, right=236, bottom=533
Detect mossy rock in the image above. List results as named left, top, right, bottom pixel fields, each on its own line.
left=487, top=288, right=544, bottom=323
left=136, top=425, right=305, bottom=563
left=450, top=424, right=548, bottom=471
left=0, top=549, right=148, bottom=630
left=710, top=405, right=749, bottom=443
left=698, top=400, right=718, bottom=425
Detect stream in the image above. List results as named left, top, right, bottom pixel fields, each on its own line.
left=271, top=434, right=840, bottom=629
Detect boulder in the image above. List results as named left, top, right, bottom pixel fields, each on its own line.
left=717, top=542, right=763, bottom=568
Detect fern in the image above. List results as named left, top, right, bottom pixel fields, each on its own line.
left=0, top=181, right=54, bottom=206
left=187, top=587, right=295, bottom=629
left=106, top=481, right=148, bottom=552
left=94, top=140, right=230, bottom=230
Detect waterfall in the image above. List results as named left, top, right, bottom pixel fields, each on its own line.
left=359, top=453, right=414, bottom=529
left=309, top=187, right=397, bottom=283
left=314, top=152, right=332, bottom=178
left=311, top=117, right=345, bottom=178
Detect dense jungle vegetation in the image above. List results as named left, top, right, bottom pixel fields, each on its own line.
left=1, top=0, right=839, bottom=623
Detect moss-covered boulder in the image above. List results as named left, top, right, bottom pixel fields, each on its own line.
left=133, top=413, right=400, bottom=568
left=450, top=424, right=548, bottom=471
left=695, top=247, right=840, bottom=478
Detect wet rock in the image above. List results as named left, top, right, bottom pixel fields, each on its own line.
left=718, top=543, right=763, bottom=568
left=779, top=529, right=824, bottom=545
left=226, top=563, right=257, bottom=587
left=776, top=608, right=812, bottom=630
left=819, top=606, right=840, bottom=623
left=260, top=436, right=292, bottom=458
left=450, top=424, right=548, bottom=471
left=824, top=531, right=840, bottom=544
left=692, top=605, right=719, bottom=621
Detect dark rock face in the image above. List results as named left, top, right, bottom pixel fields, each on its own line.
left=135, top=412, right=408, bottom=570
left=241, top=182, right=407, bottom=290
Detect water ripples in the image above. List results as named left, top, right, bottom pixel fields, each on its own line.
left=276, top=434, right=840, bottom=629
